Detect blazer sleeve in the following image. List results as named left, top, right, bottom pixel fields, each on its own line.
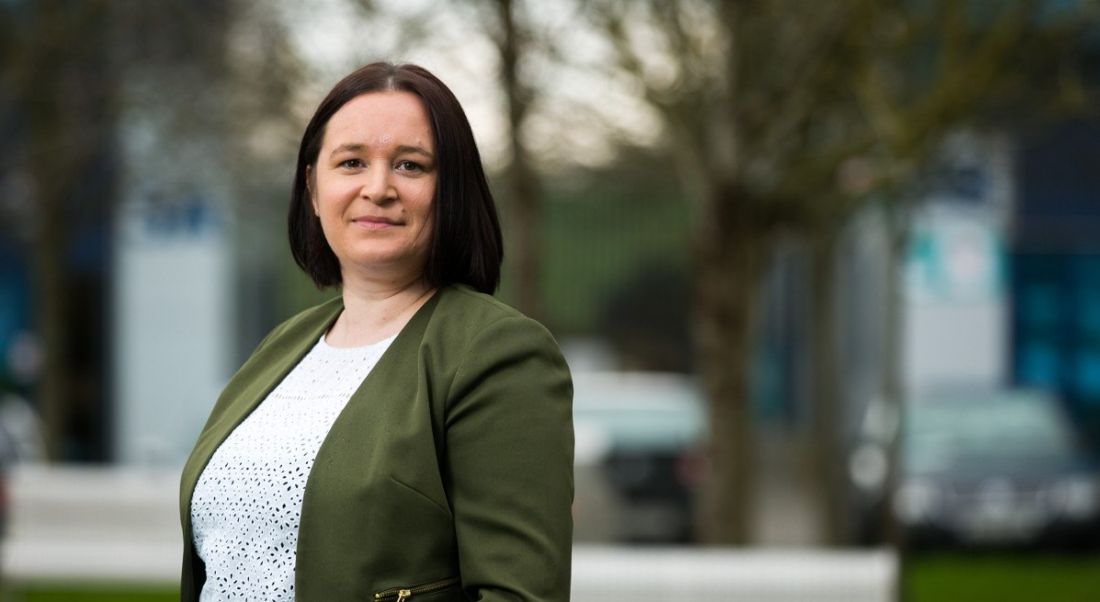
left=444, top=315, right=574, bottom=601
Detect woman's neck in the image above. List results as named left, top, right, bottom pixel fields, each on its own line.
left=326, top=274, right=436, bottom=348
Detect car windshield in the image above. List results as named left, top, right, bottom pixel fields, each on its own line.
left=904, top=392, right=1076, bottom=472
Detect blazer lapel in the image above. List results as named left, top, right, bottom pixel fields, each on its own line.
left=179, top=297, right=343, bottom=537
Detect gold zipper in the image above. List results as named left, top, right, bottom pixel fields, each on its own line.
left=374, top=576, right=460, bottom=602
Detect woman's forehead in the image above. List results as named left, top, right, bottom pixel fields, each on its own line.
left=323, top=91, right=434, bottom=152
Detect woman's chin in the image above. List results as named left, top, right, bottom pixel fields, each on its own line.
left=339, top=254, right=427, bottom=282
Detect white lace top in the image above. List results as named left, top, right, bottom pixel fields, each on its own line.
left=190, top=333, right=395, bottom=602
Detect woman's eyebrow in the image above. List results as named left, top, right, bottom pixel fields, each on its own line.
left=396, top=144, right=433, bottom=159
left=329, top=143, right=365, bottom=158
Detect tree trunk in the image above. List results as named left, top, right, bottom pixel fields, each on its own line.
left=494, top=0, right=542, bottom=318
left=807, top=227, right=846, bottom=545
left=28, top=157, right=67, bottom=462
left=25, top=1, right=74, bottom=462
left=21, top=0, right=114, bottom=461
left=694, top=189, right=767, bottom=545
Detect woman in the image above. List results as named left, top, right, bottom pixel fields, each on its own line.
left=179, top=62, right=574, bottom=602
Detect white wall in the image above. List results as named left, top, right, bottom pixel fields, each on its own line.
left=112, top=199, right=233, bottom=466
left=903, top=133, right=1014, bottom=394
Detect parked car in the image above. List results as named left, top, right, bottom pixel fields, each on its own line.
left=572, top=372, right=705, bottom=543
left=849, top=388, right=1100, bottom=548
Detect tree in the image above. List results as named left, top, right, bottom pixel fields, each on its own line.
left=1, top=0, right=303, bottom=460
left=2, top=0, right=117, bottom=461
left=584, top=0, right=1096, bottom=544
left=491, top=0, right=544, bottom=318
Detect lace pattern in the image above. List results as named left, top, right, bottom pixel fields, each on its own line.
left=191, top=334, right=394, bottom=601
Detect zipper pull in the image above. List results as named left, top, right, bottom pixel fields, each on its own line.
left=395, top=589, right=412, bottom=602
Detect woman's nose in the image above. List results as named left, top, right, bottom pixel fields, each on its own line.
left=359, top=165, right=395, bottom=204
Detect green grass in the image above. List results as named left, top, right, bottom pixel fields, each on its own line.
left=905, top=553, right=1100, bottom=602
left=5, top=555, right=1100, bottom=602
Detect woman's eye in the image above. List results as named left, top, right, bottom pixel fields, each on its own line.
left=339, top=158, right=364, bottom=169
left=396, top=160, right=423, bottom=172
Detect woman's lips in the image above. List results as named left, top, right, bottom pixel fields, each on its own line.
left=352, top=216, right=400, bottom=230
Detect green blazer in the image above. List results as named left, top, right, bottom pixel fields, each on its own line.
left=179, top=285, right=574, bottom=601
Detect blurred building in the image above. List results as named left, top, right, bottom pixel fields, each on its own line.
left=0, top=239, right=31, bottom=388
left=903, top=132, right=1013, bottom=395
left=1012, top=119, right=1100, bottom=446
left=758, top=123, right=1100, bottom=442
left=753, top=131, right=1013, bottom=432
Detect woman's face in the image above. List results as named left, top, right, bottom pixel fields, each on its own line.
left=311, top=91, right=436, bottom=284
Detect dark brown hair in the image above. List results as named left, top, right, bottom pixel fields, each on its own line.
left=288, top=62, right=503, bottom=293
